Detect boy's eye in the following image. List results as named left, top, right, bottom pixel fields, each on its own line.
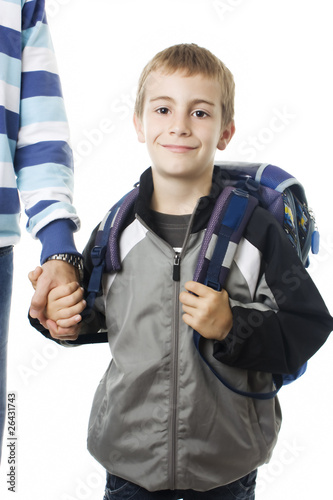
left=156, top=107, right=170, bottom=114
left=193, top=110, right=208, bottom=118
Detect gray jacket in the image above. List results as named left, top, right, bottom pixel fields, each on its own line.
left=81, top=167, right=331, bottom=491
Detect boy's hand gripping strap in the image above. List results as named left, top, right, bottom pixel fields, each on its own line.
left=193, top=187, right=283, bottom=400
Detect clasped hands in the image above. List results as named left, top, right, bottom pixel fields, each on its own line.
left=28, top=260, right=86, bottom=341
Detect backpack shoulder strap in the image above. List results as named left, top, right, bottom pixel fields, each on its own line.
left=192, top=187, right=282, bottom=400
left=194, top=186, right=259, bottom=288
left=85, top=186, right=139, bottom=311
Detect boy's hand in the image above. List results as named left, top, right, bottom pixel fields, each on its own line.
left=179, top=281, right=233, bottom=341
left=46, top=281, right=85, bottom=324
left=40, top=281, right=85, bottom=341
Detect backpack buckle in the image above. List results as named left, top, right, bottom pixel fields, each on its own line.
left=204, top=278, right=222, bottom=291
left=233, top=188, right=250, bottom=198
left=91, top=245, right=106, bottom=267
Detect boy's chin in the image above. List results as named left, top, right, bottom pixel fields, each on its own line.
left=152, top=161, right=213, bottom=181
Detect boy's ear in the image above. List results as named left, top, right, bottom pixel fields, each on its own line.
left=217, top=120, right=236, bottom=151
left=133, top=113, right=146, bottom=144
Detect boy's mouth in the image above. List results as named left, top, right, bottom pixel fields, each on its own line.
left=161, top=144, right=197, bottom=153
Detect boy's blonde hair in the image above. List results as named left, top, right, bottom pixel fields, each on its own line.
left=134, top=43, right=235, bottom=127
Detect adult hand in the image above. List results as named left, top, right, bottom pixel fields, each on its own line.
left=28, top=260, right=82, bottom=339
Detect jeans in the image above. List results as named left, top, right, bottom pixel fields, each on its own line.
left=0, top=246, right=14, bottom=465
left=103, top=470, right=257, bottom=500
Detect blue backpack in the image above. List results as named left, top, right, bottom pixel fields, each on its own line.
left=84, top=162, right=319, bottom=400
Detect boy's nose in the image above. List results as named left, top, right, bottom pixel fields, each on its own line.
left=169, top=113, right=191, bottom=136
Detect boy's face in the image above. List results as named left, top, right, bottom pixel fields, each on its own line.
left=134, top=69, right=235, bottom=184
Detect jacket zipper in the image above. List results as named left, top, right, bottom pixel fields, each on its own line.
left=169, top=205, right=199, bottom=490
left=170, top=267, right=180, bottom=489
left=173, top=253, right=181, bottom=281
left=136, top=204, right=199, bottom=489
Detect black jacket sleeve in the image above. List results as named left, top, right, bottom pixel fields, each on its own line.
left=28, top=314, right=108, bottom=345
left=213, top=207, right=333, bottom=374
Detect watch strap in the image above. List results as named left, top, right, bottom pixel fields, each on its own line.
left=46, top=253, right=84, bottom=280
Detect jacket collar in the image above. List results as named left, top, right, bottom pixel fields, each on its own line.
left=135, top=166, right=226, bottom=234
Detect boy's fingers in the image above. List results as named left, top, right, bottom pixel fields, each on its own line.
left=184, top=281, right=210, bottom=296
left=181, top=304, right=196, bottom=318
left=180, top=281, right=215, bottom=307
left=54, top=287, right=85, bottom=310
left=182, top=312, right=196, bottom=330
left=46, top=319, right=80, bottom=341
left=54, top=300, right=86, bottom=320
left=179, top=291, right=198, bottom=308
left=56, top=315, right=82, bottom=328
left=49, top=282, right=81, bottom=302
left=66, top=287, right=85, bottom=307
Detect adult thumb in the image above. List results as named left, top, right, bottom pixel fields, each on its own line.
left=29, top=283, right=47, bottom=319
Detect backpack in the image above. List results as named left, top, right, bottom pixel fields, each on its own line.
left=84, top=162, right=319, bottom=400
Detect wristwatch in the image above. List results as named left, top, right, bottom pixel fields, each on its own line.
left=46, top=253, right=84, bottom=281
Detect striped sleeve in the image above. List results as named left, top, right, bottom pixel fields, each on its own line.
left=0, top=0, right=80, bottom=260
left=0, top=0, right=22, bottom=245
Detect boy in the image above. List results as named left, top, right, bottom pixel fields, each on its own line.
left=32, top=44, right=332, bottom=499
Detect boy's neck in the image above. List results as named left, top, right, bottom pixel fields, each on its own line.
left=150, top=170, right=212, bottom=215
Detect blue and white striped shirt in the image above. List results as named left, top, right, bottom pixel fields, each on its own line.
left=0, top=0, right=80, bottom=262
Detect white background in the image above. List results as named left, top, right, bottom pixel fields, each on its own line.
left=1, top=0, right=333, bottom=498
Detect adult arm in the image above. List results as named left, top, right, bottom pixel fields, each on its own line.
left=14, top=1, right=82, bottom=329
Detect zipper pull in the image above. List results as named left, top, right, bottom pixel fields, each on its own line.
left=173, top=253, right=181, bottom=281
